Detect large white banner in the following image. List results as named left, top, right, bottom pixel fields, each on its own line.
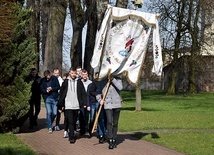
left=91, top=6, right=163, bottom=85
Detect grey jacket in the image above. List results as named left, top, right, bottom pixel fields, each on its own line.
left=96, top=77, right=123, bottom=109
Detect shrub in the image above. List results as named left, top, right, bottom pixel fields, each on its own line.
left=0, top=2, right=37, bottom=133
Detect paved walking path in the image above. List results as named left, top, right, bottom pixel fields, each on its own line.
left=16, top=107, right=184, bottom=155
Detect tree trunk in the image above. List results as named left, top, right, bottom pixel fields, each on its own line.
left=82, top=0, right=108, bottom=77
left=69, top=0, right=85, bottom=68
left=188, top=1, right=201, bottom=93
left=43, top=0, right=67, bottom=72
left=135, top=83, right=141, bottom=111
left=41, top=0, right=50, bottom=65
left=35, top=0, right=40, bottom=70
left=26, top=0, right=40, bottom=70
left=167, top=62, right=177, bottom=94
left=83, top=0, right=98, bottom=77
left=166, top=1, right=185, bottom=94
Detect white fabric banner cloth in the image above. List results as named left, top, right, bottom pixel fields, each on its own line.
left=91, top=6, right=163, bottom=84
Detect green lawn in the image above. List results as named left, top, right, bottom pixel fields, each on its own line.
left=0, top=133, right=36, bottom=155
left=141, top=132, right=214, bottom=155
left=119, top=90, right=214, bottom=155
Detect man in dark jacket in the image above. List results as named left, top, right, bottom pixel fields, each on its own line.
left=86, top=72, right=106, bottom=143
left=25, top=68, right=42, bottom=129
left=57, top=67, right=86, bottom=144
left=40, top=70, right=60, bottom=133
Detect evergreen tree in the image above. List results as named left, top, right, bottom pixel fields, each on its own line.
left=0, top=2, right=37, bottom=133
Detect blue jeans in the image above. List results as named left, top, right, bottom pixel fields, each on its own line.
left=89, top=102, right=106, bottom=136
left=45, top=97, right=58, bottom=129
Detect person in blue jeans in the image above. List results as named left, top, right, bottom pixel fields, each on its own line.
left=87, top=73, right=106, bottom=143
left=40, top=70, right=60, bottom=133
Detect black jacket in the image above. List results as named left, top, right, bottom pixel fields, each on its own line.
left=86, top=80, right=99, bottom=107
left=25, top=75, right=42, bottom=102
left=57, top=78, right=86, bottom=110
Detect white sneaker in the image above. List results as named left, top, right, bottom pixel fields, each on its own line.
left=55, top=126, right=60, bottom=131
left=48, top=128, right=53, bottom=134
left=63, top=131, right=68, bottom=138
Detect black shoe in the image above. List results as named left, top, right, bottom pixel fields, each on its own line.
left=108, top=139, right=113, bottom=149
left=33, top=120, right=37, bottom=126
left=28, top=125, right=33, bottom=129
left=99, top=136, right=105, bottom=143
left=113, top=139, right=117, bottom=148
left=32, top=116, right=37, bottom=126
left=80, top=130, right=86, bottom=136
left=70, top=139, right=76, bottom=144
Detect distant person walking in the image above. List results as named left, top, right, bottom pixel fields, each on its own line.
left=87, top=72, right=106, bottom=143
left=52, top=68, right=63, bottom=131
left=61, top=72, right=69, bottom=138
left=40, top=70, right=60, bottom=133
left=79, top=69, right=92, bottom=135
left=57, top=67, right=86, bottom=144
left=96, top=75, right=123, bottom=149
left=25, top=68, right=42, bottom=129
left=75, top=66, right=82, bottom=130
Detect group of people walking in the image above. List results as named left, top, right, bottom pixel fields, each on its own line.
left=25, top=66, right=123, bottom=149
